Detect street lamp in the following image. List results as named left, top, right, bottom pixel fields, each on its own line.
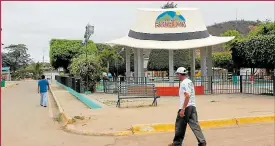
left=115, top=48, right=124, bottom=79
left=82, top=23, right=94, bottom=92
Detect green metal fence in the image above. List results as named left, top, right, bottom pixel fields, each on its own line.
left=96, top=75, right=274, bottom=95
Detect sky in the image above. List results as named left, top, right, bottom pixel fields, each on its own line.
left=2, top=1, right=274, bottom=63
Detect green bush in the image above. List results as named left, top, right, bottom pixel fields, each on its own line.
left=50, top=39, right=98, bottom=72
left=68, top=54, right=102, bottom=92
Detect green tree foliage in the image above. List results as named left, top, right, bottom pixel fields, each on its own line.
left=11, top=68, right=31, bottom=80
left=231, top=35, right=274, bottom=69
left=96, top=43, right=123, bottom=73
left=96, top=44, right=135, bottom=76
left=68, top=54, right=102, bottom=92
left=212, top=52, right=233, bottom=70
left=2, top=44, right=32, bottom=73
left=147, top=50, right=191, bottom=72
left=195, top=52, right=233, bottom=71
left=221, top=30, right=243, bottom=51
left=25, top=62, right=44, bottom=79
left=248, top=21, right=274, bottom=36
left=49, top=39, right=98, bottom=71
left=161, top=2, right=177, bottom=9
left=11, top=62, right=45, bottom=80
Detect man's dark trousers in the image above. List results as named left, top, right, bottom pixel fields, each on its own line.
left=173, top=106, right=206, bottom=146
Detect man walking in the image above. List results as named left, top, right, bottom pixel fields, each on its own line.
left=38, top=75, right=49, bottom=107
left=169, top=67, right=206, bottom=146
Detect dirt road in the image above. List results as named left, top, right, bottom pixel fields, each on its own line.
left=2, top=81, right=274, bottom=146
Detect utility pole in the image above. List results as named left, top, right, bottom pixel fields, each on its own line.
left=42, top=50, right=45, bottom=63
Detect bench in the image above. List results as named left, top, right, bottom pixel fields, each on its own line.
left=117, top=84, right=160, bottom=108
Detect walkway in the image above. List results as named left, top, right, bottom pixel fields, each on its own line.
left=2, top=81, right=274, bottom=146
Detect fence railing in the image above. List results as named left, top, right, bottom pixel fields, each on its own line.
left=55, top=75, right=274, bottom=96
left=96, top=75, right=274, bottom=96
left=55, top=76, right=84, bottom=93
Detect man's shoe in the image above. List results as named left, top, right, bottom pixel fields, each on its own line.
left=198, top=142, right=206, bottom=146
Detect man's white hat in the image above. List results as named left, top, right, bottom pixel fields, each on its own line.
left=175, top=67, right=188, bottom=74
left=106, top=8, right=235, bottom=49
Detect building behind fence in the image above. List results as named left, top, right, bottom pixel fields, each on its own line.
left=55, top=75, right=274, bottom=96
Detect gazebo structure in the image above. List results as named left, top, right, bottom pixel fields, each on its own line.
left=106, top=8, right=234, bottom=94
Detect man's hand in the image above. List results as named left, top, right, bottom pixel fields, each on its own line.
left=179, top=109, right=185, bottom=117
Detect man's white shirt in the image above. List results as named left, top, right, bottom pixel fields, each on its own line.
left=179, top=78, right=196, bottom=109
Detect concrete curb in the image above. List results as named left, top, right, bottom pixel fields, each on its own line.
left=49, top=85, right=132, bottom=136
left=49, top=86, right=73, bottom=125
left=49, top=84, right=274, bottom=136
left=64, top=124, right=133, bottom=136
left=131, top=115, right=275, bottom=134
left=55, top=81, right=102, bottom=109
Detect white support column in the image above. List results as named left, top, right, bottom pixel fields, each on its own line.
left=125, top=48, right=131, bottom=78
left=190, top=49, right=196, bottom=79
left=139, top=49, right=144, bottom=77
left=200, top=47, right=207, bottom=93
left=206, top=46, right=213, bottom=77
left=134, top=48, right=138, bottom=78
left=200, top=47, right=207, bottom=77
left=169, top=50, right=174, bottom=86
left=137, top=49, right=142, bottom=78
left=206, top=46, right=213, bottom=92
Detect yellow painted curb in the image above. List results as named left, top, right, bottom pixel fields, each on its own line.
left=64, top=124, right=133, bottom=136
left=131, top=115, right=274, bottom=134
left=236, top=115, right=275, bottom=125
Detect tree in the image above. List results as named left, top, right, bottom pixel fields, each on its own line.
left=147, top=49, right=191, bottom=72
left=49, top=39, right=98, bottom=72
left=2, top=44, right=32, bottom=73
left=25, top=62, right=44, bottom=79
left=231, top=35, right=274, bottom=72
left=68, top=54, right=102, bottom=92
left=221, top=30, right=242, bottom=51
left=194, top=52, right=233, bottom=72
left=161, top=2, right=177, bottom=9
left=248, top=20, right=274, bottom=36
left=96, top=44, right=135, bottom=76
left=97, top=43, right=123, bottom=74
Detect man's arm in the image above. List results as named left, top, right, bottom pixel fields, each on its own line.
left=182, top=92, right=190, bottom=110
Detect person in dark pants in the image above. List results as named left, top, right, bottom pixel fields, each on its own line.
left=169, top=67, right=206, bottom=146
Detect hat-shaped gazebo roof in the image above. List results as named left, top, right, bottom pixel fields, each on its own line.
left=106, top=8, right=234, bottom=49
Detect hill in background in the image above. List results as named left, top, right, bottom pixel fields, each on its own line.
left=143, top=20, right=260, bottom=57
left=207, top=20, right=259, bottom=36
left=208, top=20, right=259, bottom=52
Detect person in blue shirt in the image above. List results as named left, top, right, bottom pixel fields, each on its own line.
left=38, top=75, right=49, bottom=107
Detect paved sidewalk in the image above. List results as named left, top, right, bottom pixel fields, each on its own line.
left=50, top=82, right=274, bottom=134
